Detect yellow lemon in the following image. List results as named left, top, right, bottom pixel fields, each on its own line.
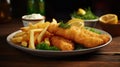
left=67, top=18, right=84, bottom=27
left=99, top=14, right=118, bottom=24
left=77, top=8, right=86, bottom=15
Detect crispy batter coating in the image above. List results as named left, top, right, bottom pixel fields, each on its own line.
left=48, top=24, right=110, bottom=48
left=50, top=36, right=74, bottom=51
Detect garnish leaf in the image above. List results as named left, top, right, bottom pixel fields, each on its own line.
left=36, top=42, right=60, bottom=50
left=59, top=22, right=71, bottom=29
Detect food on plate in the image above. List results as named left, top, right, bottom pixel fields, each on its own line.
left=71, top=7, right=98, bottom=20
left=11, top=18, right=110, bottom=51
left=99, top=14, right=118, bottom=24
left=48, top=20, right=110, bottom=48
left=51, top=36, right=74, bottom=51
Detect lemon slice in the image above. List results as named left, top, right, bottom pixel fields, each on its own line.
left=99, top=14, right=118, bottom=24
left=67, top=18, right=84, bottom=27
left=77, top=8, right=86, bottom=15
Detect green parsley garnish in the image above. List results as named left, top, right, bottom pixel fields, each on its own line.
left=36, top=42, right=60, bottom=50
left=85, top=27, right=101, bottom=34
left=71, top=7, right=98, bottom=20
left=59, top=22, right=71, bottom=29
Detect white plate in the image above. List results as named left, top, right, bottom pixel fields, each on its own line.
left=7, top=29, right=112, bottom=57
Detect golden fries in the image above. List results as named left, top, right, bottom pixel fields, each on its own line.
left=29, top=29, right=35, bottom=49
left=11, top=21, right=51, bottom=49
left=37, top=25, right=49, bottom=44
left=11, top=36, right=23, bottom=43
left=21, top=41, right=27, bottom=47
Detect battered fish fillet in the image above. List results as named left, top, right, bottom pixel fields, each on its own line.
left=48, top=24, right=110, bottom=48
left=50, top=36, right=74, bottom=51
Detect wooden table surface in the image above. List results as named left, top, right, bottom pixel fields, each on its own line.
left=0, top=19, right=120, bottom=67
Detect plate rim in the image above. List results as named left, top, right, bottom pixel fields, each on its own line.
left=71, top=16, right=99, bottom=22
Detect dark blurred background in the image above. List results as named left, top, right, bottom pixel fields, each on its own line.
left=1, top=0, right=120, bottom=22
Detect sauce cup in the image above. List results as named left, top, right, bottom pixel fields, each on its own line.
left=22, top=14, right=45, bottom=26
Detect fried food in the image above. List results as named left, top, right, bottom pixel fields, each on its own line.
left=48, top=23, right=110, bottom=48
left=50, top=36, right=74, bottom=51
left=11, top=22, right=51, bottom=49
left=11, top=18, right=110, bottom=51
left=20, top=22, right=50, bottom=32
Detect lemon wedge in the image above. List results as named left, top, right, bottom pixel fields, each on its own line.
left=67, top=18, right=84, bottom=27
left=99, top=14, right=118, bottom=24
left=77, top=8, right=86, bottom=15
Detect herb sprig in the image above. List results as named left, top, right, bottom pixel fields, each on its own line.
left=59, top=22, right=71, bottom=29
left=36, top=42, right=60, bottom=50
left=71, top=7, right=98, bottom=20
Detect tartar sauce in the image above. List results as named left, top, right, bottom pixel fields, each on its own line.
left=22, top=13, right=44, bottom=20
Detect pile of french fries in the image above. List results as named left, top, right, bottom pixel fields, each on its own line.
left=11, top=19, right=57, bottom=49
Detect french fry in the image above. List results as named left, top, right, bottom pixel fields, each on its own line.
left=28, top=29, right=43, bottom=49
left=29, top=23, right=38, bottom=30
left=37, top=25, right=49, bottom=44
left=11, top=37, right=23, bottom=43
left=13, top=32, right=25, bottom=37
left=34, top=32, right=40, bottom=44
left=34, top=22, right=44, bottom=26
left=21, top=41, right=27, bottom=47
left=44, top=38, right=50, bottom=46
left=51, top=18, right=57, bottom=24
left=11, top=19, right=55, bottom=49
left=21, top=21, right=50, bottom=32
left=20, top=27, right=29, bottom=32
left=37, top=22, right=50, bottom=29
left=29, top=30, right=35, bottom=49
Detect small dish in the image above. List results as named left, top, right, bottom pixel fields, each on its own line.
left=72, top=17, right=98, bottom=27
left=22, top=14, right=45, bottom=26
left=84, top=18, right=98, bottom=27
left=71, top=7, right=98, bottom=27
left=99, top=20, right=120, bottom=37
